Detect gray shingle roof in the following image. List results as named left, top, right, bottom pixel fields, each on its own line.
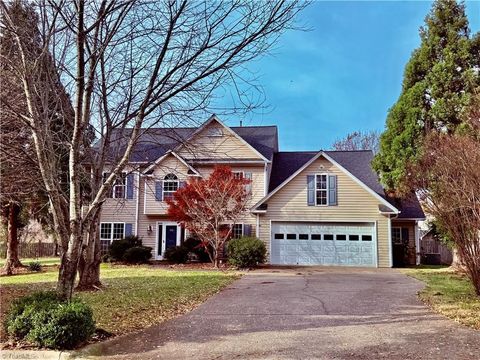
left=105, top=125, right=278, bottom=162
left=268, top=150, right=424, bottom=219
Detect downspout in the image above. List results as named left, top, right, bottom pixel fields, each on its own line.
left=415, top=221, right=420, bottom=265
left=264, top=163, right=268, bottom=196
left=256, top=213, right=260, bottom=238
left=134, top=171, right=140, bottom=236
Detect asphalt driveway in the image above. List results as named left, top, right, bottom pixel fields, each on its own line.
left=79, top=267, right=480, bottom=360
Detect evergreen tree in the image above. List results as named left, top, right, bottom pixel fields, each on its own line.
left=373, top=0, right=479, bottom=191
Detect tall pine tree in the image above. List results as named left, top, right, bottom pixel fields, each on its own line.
left=373, top=0, right=480, bottom=191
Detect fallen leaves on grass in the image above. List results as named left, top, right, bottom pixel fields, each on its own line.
left=402, top=266, right=480, bottom=330
left=0, top=265, right=239, bottom=347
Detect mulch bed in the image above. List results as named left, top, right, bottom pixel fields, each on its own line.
left=149, top=261, right=234, bottom=270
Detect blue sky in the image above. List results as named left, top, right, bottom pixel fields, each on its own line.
left=219, top=1, right=480, bottom=151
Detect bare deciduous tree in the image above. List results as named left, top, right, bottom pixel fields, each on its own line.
left=408, top=133, right=480, bottom=295
left=0, top=0, right=63, bottom=275
left=332, top=130, right=380, bottom=153
left=1, top=0, right=306, bottom=299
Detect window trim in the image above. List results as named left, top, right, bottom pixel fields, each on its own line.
left=315, top=173, right=329, bottom=206
left=100, top=222, right=126, bottom=243
left=103, top=172, right=128, bottom=199
left=232, top=223, right=244, bottom=238
left=232, top=171, right=244, bottom=180
left=162, top=173, right=179, bottom=201
left=392, top=227, right=403, bottom=244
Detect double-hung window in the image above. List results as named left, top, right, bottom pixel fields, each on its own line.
left=315, top=174, right=328, bottom=206
left=392, top=227, right=402, bottom=244
left=233, top=171, right=244, bottom=180
left=163, top=173, right=179, bottom=200
left=103, top=172, right=127, bottom=199
left=100, top=223, right=125, bottom=243
left=232, top=224, right=243, bottom=238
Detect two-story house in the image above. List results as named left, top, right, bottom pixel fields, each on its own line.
left=99, top=116, right=424, bottom=267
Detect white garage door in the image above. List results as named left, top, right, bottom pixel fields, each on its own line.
left=270, top=222, right=376, bottom=266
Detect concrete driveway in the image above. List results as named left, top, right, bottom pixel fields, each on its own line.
left=79, top=268, right=480, bottom=360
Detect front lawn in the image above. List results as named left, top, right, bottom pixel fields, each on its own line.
left=0, top=264, right=238, bottom=343
left=0, top=257, right=61, bottom=267
left=402, top=266, right=480, bottom=330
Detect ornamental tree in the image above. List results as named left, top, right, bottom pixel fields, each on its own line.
left=167, top=166, right=251, bottom=267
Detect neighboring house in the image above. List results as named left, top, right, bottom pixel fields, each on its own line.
left=419, top=229, right=453, bottom=265
left=99, top=116, right=424, bottom=267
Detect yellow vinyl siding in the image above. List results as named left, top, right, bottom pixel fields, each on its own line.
left=99, top=167, right=138, bottom=234
left=144, top=155, right=191, bottom=215
left=177, top=122, right=263, bottom=160
left=138, top=160, right=264, bottom=248
left=258, top=156, right=391, bottom=267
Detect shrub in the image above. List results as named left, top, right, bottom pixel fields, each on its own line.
left=4, top=291, right=95, bottom=350
left=183, top=237, right=211, bottom=263
left=27, top=300, right=95, bottom=349
left=164, top=245, right=189, bottom=264
left=122, top=246, right=152, bottom=264
left=227, top=236, right=266, bottom=268
left=108, top=235, right=142, bottom=261
left=5, top=291, right=59, bottom=339
left=28, top=261, right=42, bottom=272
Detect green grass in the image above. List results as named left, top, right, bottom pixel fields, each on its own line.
left=402, top=266, right=480, bottom=330
left=0, top=257, right=60, bottom=267
left=0, top=264, right=239, bottom=338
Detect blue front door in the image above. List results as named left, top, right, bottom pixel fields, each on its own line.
left=165, top=225, right=178, bottom=252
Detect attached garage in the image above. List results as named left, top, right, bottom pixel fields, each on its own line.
left=270, top=222, right=377, bottom=267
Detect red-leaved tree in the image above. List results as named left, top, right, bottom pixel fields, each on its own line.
left=167, top=166, right=251, bottom=267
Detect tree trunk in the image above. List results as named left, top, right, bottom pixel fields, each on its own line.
left=77, top=216, right=102, bottom=290
left=450, top=247, right=464, bottom=270
left=56, top=230, right=83, bottom=300
left=3, top=203, right=23, bottom=275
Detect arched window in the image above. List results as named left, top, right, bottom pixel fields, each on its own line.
left=163, top=173, right=178, bottom=200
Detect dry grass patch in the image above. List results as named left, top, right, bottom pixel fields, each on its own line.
left=402, top=266, right=480, bottom=330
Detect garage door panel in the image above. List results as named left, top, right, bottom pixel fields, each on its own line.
left=271, top=222, right=375, bottom=267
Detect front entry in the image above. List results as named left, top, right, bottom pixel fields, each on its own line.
left=156, top=222, right=180, bottom=260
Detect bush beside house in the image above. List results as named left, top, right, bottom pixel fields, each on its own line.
left=4, top=291, right=95, bottom=349
left=107, top=236, right=152, bottom=264
left=164, top=245, right=190, bottom=264
left=227, top=237, right=266, bottom=268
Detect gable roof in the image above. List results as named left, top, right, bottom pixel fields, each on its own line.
left=142, top=151, right=201, bottom=176
left=263, top=150, right=424, bottom=219
left=173, top=116, right=272, bottom=162
left=103, top=121, right=278, bottom=163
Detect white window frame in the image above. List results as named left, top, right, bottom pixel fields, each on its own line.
left=163, top=173, right=179, bottom=201
left=232, top=223, right=244, bottom=239
left=392, top=227, right=402, bottom=244
left=103, top=172, right=127, bottom=199
left=315, top=173, right=329, bottom=206
left=99, top=222, right=125, bottom=243
left=232, top=171, right=244, bottom=180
